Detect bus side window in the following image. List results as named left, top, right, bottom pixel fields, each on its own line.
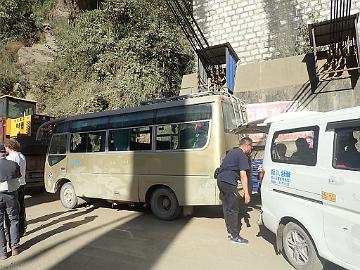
left=88, top=131, right=106, bottom=152
left=178, top=121, right=209, bottom=149
left=108, top=129, right=130, bottom=151
left=130, top=127, right=152, bottom=151
left=70, top=133, right=89, bottom=153
left=156, top=124, right=178, bottom=150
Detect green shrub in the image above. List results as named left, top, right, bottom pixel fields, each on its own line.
left=0, top=0, right=38, bottom=43
left=32, top=0, right=194, bottom=117
left=0, top=43, right=29, bottom=97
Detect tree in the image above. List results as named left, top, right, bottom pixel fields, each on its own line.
left=32, top=0, right=194, bottom=117
left=0, top=0, right=38, bottom=43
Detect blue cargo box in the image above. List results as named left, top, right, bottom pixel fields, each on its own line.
left=251, top=159, right=263, bottom=193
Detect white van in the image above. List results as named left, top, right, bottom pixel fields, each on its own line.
left=241, top=108, right=360, bottom=270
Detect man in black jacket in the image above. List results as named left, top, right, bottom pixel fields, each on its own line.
left=0, top=145, right=21, bottom=260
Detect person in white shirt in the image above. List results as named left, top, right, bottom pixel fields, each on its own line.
left=4, top=139, right=26, bottom=238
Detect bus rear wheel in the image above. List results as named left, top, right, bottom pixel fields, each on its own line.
left=150, top=187, right=181, bottom=220
left=60, top=182, right=78, bottom=209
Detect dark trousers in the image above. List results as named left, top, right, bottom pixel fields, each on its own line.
left=0, top=191, right=20, bottom=254
left=217, top=181, right=243, bottom=238
left=5, top=185, right=26, bottom=238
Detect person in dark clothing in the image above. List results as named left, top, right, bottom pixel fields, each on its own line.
left=178, top=123, right=196, bottom=149
left=4, top=139, right=26, bottom=238
left=0, top=145, right=22, bottom=259
left=217, top=137, right=253, bottom=244
left=75, top=134, right=92, bottom=152
left=342, top=136, right=360, bottom=168
left=276, top=143, right=288, bottom=161
left=291, top=138, right=314, bottom=165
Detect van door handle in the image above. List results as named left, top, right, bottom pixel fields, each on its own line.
left=329, top=176, right=344, bottom=185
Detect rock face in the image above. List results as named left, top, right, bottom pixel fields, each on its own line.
left=16, top=0, right=99, bottom=77
left=17, top=25, right=57, bottom=75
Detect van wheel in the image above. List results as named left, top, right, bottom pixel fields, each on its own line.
left=283, top=222, right=324, bottom=270
left=60, top=182, right=78, bottom=209
left=150, top=187, right=181, bottom=220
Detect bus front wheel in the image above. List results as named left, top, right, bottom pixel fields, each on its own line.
left=150, top=187, right=181, bottom=220
left=60, top=182, right=78, bottom=209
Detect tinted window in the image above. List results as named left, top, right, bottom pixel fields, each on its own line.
left=109, top=111, right=154, bottom=129
left=130, top=127, right=152, bottom=150
left=109, top=127, right=152, bottom=151
left=88, top=131, right=106, bottom=152
left=333, top=127, right=360, bottom=171
left=109, top=129, right=131, bottom=151
left=0, top=100, right=4, bottom=117
left=8, top=99, right=35, bottom=118
left=222, top=102, right=237, bottom=133
left=70, top=117, right=109, bottom=132
left=49, top=134, right=67, bottom=154
left=271, top=126, right=319, bottom=166
left=70, top=132, right=105, bottom=153
left=54, top=122, right=69, bottom=133
left=156, top=120, right=209, bottom=150
left=48, top=155, right=66, bottom=166
left=156, top=104, right=211, bottom=125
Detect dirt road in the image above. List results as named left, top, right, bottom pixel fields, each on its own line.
left=0, top=193, right=293, bottom=270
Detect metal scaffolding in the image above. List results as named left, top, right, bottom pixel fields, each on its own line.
left=166, top=0, right=239, bottom=92
left=308, top=0, right=360, bottom=82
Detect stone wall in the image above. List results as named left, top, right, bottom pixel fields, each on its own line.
left=193, top=0, right=360, bottom=64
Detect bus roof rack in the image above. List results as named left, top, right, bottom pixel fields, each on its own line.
left=140, top=90, right=242, bottom=106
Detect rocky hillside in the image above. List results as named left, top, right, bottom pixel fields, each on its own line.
left=0, top=0, right=193, bottom=117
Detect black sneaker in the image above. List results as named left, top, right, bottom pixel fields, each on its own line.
left=229, top=235, right=249, bottom=244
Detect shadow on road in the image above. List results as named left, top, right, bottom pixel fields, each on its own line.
left=23, top=214, right=98, bottom=251
left=49, top=213, right=190, bottom=270
left=3, top=197, right=193, bottom=270
left=25, top=192, right=59, bottom=208
left=26, top=206, right=97, bottom=236
left=27, top=210, right=70, bottom=226
left=1, top=213, right=136, bottom=270
left=192, top=205, right=223, bottom=218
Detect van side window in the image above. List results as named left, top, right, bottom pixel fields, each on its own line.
left=333, top=127, right=360, bottom=171
left=271, top=126, right=319, bottom=166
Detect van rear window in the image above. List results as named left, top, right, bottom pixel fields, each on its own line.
left=271, top=126, right=319, bottom=166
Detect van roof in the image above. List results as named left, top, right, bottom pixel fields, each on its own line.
left=275, top=106, right=360, bottom=125
left=235, top=111, right=320, bottom=134
left=236, top=105, right=360, bottom=134
left=263, top=111, right=320, bottom=124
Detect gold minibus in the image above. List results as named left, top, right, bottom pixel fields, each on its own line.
left=42, top=92, right=246, bottom=220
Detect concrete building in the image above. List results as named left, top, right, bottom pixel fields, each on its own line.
left=193, top=0, right=360, bottom=64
